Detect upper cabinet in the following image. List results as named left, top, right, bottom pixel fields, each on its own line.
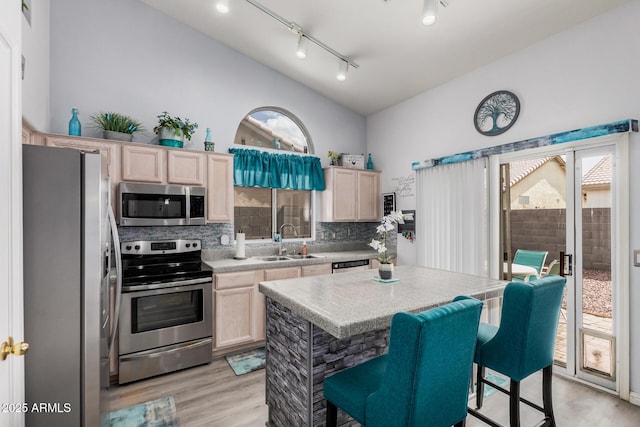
left=27, top=132, right=234, bottom=223
left=206, top=154, right=234, bottom=223
left=322, top=167, right=381, bottom=222
left=121, top=144, right=165, bottom=183
left=167, top=150, right=206, bottom=185
left=42, top=134, right=121, bottom=214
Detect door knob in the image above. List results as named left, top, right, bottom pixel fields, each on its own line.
left=1, top=336, right=29, bottom=361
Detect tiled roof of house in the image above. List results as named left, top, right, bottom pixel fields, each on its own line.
left=582, top=154, right=611, bottom=186
left=509, top=156, right=566, bottom=186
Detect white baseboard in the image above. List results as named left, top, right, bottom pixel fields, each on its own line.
left=630, top=391, right=640, bottom=406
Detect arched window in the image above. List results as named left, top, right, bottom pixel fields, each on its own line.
left=233, top=107, right=316, bottom=242
left=234, top=107, right=313, bottom=154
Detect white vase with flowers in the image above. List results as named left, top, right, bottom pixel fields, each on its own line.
left=369, top=211, right=405, bottom=280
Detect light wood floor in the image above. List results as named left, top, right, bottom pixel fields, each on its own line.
left=109, top=357, right=640, bottom=426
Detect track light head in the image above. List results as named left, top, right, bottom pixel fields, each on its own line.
left=336, top=60, right=349, bottom=81
left=422, top=0, right=438, bottom=25
left=296, top=35, right=309, bottom=59
left=216, top=0, right=230, bottom=14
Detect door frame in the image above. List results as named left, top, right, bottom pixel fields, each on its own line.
left=1, top=3, right=26, bottom=426
left=491, top=133, right=630, bottom=400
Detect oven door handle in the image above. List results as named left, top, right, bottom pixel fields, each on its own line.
left=122, top=277, right=212, bottom=293
left=119, top=338, right=213, bottom=362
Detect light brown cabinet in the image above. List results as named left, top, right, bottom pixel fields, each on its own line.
left=214, top=270, right=264, bottom=350
left=322, top=167, right=381, bottom=222
left=206, top=153, right=234, bottom=223
left=121, top=144, right=165, bottom=183
left=301, top=263, right=332, bottom=277
left=167, top=150, right=206, bottom=185
left=43, top=134, right=121, bottom=214
left=27, top=132, right=234, bottom=224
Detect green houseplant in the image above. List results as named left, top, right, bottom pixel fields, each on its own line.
left=90, top=111, right=144, bottom=142
left=369, top=210, right=405, bottom=280
left=153, top=111, right=198, bottom=148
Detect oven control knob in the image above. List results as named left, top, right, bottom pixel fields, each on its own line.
left=193, top=242, right=198, bottom=248
left=135, top=245, right=141, bottom=250
left=125, top=245, right=132, bottom=251
left=186, top=243, right=191, bottom=248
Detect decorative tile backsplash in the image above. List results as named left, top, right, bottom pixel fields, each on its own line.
left=116, top=221, right=397, bottom=259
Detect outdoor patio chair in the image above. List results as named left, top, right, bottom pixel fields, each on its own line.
left=512, top=249, right=548, bottom=281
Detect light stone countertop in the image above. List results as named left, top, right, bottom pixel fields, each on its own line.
left=259, top=265, right=506, bottom=339
left=203, top=250, right=378, bottom=274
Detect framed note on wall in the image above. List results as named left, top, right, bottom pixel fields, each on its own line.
left=383, top=192, right=396, bottom=216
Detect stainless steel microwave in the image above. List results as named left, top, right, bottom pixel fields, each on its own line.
left=119, top=182, right=206, bottom=226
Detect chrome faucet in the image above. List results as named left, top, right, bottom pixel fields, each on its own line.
left=278, top=223, right=298, bottom=255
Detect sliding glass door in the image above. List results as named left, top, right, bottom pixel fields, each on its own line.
left=500, top=143, right=619, bottom=391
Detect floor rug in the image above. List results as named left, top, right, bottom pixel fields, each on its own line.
left=102, top=396, right=179, bottom=427
left=482, top=371, right=509, bottom=398
left=225, top=347, right=266, bottom=376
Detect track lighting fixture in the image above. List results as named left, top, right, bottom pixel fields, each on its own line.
left=243, top=0, right=358, bottom=80
left=336, top=60, right=348, bottom=81
left=422, top=0, right=449, bottom=26
left=422, top=0, right=438, bottom=25
left=296, top=34, right=309, bottom=59
left=215, top=0, right=230, bottom=14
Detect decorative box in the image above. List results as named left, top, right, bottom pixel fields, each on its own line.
left=338, top=154, right=365, bottom=169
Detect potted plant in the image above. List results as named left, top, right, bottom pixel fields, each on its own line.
left=369, top=210, right=405, bottom=280
left=153, top=111, right=198, bottom=148
left=327, top=151, right=342, bottom=166
left=90, top=111, right=145, bottom=142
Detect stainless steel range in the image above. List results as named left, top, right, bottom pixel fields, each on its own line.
left=118, top=239, right=213, bottom=384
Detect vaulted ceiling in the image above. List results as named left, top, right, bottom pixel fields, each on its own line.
left=142, top=0, right=628, bottom=116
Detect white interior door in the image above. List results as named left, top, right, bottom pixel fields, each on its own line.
left=0, top=3, right=25, bottom=427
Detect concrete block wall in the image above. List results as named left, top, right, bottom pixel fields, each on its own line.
left=510, top=208, right=611, bottom=270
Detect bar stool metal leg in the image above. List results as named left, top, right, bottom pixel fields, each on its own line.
left=326, top=401, right=337, bottom=427
left=509, top=379, right=521, bottom=427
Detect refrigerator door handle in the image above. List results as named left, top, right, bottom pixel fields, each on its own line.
left=108, top=205, right=122, bottom=352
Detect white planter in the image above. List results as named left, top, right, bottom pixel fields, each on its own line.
left=157, top=126, right=184, bottom=148
left=103, top=130, right=133, bottom=142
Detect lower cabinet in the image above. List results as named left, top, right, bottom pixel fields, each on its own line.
left=301, top=263, right=332, bottom=277
left=213, top=264, right=332, bottom=354
left=214, top=270, right=264, bottom=351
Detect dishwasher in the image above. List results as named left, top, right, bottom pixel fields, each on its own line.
left=332, top=259, right=370, bottom=273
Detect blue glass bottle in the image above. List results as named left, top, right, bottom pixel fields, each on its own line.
left=68, top=108, right=81, bottom=136
left=366, top=153, right=374, bottom=170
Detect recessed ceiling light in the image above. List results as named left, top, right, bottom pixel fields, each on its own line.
left=215, top=0, right=229, bottom=14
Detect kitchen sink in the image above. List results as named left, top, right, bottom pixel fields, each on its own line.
left=287, top=254, right=324, bottom=259
left=254, top=256, right=292, bottom=262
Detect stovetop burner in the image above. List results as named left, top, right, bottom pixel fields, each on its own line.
left=121, top=239, right=212, bottom=286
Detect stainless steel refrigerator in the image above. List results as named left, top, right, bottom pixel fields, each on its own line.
left=22, top=145, right=120, bottom=427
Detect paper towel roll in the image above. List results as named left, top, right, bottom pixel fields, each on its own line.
left=235, top=232, right=246, bottom=259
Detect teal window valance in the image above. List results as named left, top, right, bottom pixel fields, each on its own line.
left=228, top=148, right=325, bottom=191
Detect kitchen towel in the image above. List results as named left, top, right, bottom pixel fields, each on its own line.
left=235, top=232, right=246, bottom=259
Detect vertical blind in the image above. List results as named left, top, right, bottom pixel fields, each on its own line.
left=416, top=158, right=489, bottom=276
left=228, top=148, right=325, bottom=190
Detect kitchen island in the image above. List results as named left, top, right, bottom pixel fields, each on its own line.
left=259, top=265, right=506, bottom=427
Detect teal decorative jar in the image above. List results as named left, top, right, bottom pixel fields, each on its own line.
left=204, top=128, right=215, bottom=152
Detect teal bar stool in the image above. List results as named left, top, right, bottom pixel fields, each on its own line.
left=468, top=275, right=566, bottom=427
left=323, top=296, right=483, bottom=427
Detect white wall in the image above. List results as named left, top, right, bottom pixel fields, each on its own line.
left=47, top=0, right=365, bottom=160
left=21, top=0, right=50, bottom=131
left=367, top=0, right=640, bottom=395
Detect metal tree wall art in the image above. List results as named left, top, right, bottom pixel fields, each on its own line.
left=474, top=90, right=520, bottom=136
